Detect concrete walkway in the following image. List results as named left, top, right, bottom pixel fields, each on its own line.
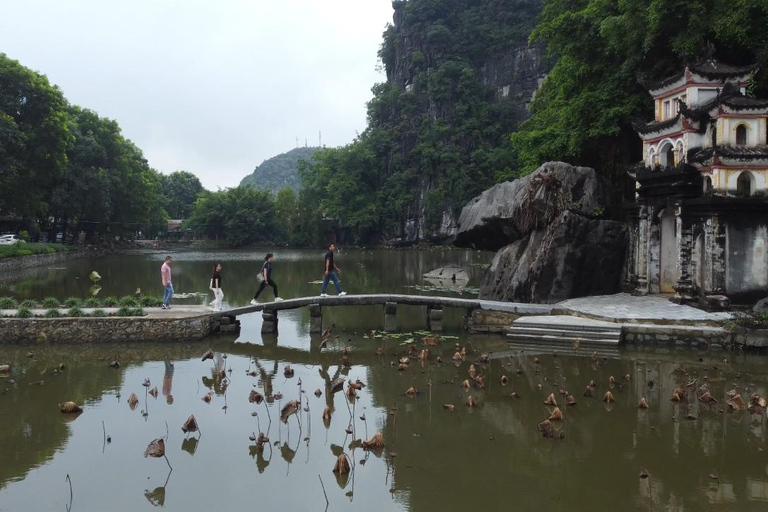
left=0, top=306, right=212, bottom=320
left=557, top=293, right=733, bottom=325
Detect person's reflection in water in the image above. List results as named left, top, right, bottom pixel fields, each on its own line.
left=163, top=361, right=174, bottom=405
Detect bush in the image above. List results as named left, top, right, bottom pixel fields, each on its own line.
left=0, top=297, right=18, bottom=309
left=116, top=306, right=132, bottom=317
left=103, top=297, right=119, bottom=307
left=118, top=296, right=138, bottom=308
left=16, top=306, right=33, bottom=318
left=131, top=307, right=145, bottom=317
left=42, top=297, right=61, bottom=309
left=45, top=309, right=61, bottom=318
left=19, top=299, right=37, bottom=309
left=83, top=298, right=100, bottom=308
left=67, top=307, right=85, bottom=317
left=140, top=295, right=162, bottom=307
left=64, top=297, right=82, bottom=308
left=91, top=309, right=107, bottom=317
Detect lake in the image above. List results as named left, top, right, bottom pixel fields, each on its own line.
left=1, top=249, right=767, bottom=511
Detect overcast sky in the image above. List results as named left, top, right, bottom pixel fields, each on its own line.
left=0, top=0, right=393, bottom=189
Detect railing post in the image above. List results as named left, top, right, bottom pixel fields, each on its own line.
left=309, top=303, right=322, bottom=334
left=427, top=306, right=443, bottom=332
left=261, top=309, right=278, bottom=334
left=384, top=302, right=397, bottom=332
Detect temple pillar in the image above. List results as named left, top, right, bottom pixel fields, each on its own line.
left=674, top=208, right=694, bottom=300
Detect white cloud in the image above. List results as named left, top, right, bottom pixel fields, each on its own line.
left=0, top=0, right=393, bottom=188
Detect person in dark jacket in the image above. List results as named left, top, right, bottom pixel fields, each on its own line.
left=251, top=253, right=282, bottom=304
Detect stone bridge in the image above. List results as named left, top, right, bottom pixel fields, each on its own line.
left=215, top=294, right=554, bottom=334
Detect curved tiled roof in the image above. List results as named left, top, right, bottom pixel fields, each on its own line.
left=635, top=115, right=680, bottom=135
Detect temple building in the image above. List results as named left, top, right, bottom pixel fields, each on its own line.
left=625, top=60, right=768, bottom=304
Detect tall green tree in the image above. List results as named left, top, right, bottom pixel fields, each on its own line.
left=160, top=170, right=203, bottom=219
left=0, top=53, right=71, bottom=218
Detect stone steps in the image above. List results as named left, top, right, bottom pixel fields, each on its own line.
left=507, top=315, right=622, bottom=346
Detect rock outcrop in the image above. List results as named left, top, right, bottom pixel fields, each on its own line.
left=455, top=162, right=626, bottom=303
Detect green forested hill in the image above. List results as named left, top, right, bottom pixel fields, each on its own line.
left=240, top=147, right=321, bottom=193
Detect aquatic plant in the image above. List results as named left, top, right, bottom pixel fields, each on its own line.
left=42, top=297, right=60, bottom=309
left=15, top=306, right=32, bottom=318
left=67, top=307, right=85, bottom=317
left=102, top=297, right=119, bottom=307
left=0, top=297, right=18, bottom=309
left=45, top=309, right=61, bottom=318
left=83, top=298, right=100, bottom=308
left=64, top=297, right=82, bottom=308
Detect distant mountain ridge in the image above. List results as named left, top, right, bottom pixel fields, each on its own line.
left=240, top=146, right=321, bottom=193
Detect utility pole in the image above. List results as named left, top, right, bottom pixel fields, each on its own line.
left=319, top=131, right=322, bottom=147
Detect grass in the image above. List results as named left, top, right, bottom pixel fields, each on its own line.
left=64, top=297, right=82, bottom=308
left=67, top=307, right=85, bottom=317
left=118, top=296, right=138, bottom=308
left=91, top=309, right=107, bottom=317
left=45, top=309, right=61, bottom=318
left=16, top=306, right=33, bottom=318
left=116, top=306, right=132, bottom=317
left=19, top=299, right=37, bottom=309
left=0, top=242, right=69, bottom=259
left=140, top=295, right=162, bottom=307
left=103, top=297, right=118, bottom=307
left=42, top=297, right=61, bottom=309
left=0, top=297, right=18, bottom=309
left=83, top=298, right=101, bottom=308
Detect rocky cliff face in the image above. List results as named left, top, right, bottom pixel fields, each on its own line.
left=381, top=0, right=549, bottom=245
left=455, top=162, right=626, bottom=303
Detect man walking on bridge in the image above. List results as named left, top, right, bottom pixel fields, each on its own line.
left=161, top=255, right=173, bottom=309
left=321, top=243, right=346, bottom=297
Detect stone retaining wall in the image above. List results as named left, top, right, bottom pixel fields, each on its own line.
left=0, top=315, right=214, bottom=344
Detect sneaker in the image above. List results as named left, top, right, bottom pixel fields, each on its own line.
left=339, top=292, right=347, bottom=296
left=274, top=297, right=284, bottom=302
left=250, top=299, right=259, bottom=306
left=320, top=293, right=328, bottom=297
left=161, top=304, right=167, bottom=310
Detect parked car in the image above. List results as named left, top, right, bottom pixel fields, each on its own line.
left=0, top=234, right=25, bottom=245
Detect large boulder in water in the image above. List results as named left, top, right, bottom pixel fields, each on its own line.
left=455, top=162, right=610, bottom=251
left=454, top=162, right=626, bottom=303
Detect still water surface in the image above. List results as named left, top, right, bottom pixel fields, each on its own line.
left=1, top=249, right=768, bottom=511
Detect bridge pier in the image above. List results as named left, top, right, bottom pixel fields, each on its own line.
left=427, top=306, right=443, bottom=332
left=309, top=303, right=322, bottom=333
left=261, top=309, right=278, bottom=334
left=384, top=302, right=397, bottom=332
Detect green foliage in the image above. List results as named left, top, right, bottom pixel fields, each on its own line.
left=42, top=297, right=60, bottom=309
left=102, top=297, right=118, bottom=307
left=160, top=170, right=204, bottom=219
left=66, top=307, right=85, bottom=317
left=0, top=297, right=18, bottom=309
left=140, top=295, right=162, bottom=307
left=83, top=298, right=100, bottom=308
left=0, top=53, right=169, bottom=241
left=511, top=0, right=768, bottom=176
left=116, top=306, right=133, bottom=317
left=297, top=0, right=541, bottom=244
left=64, top=297, right=82, bottom=308
left=0, top=243, right=62, bottom=259
left=117, top=296, right=138, bottom=308
left=188, top=186, right=279, bottom=247
left=19, top=299, right=37, bottom=308
left=15, top=306, right=33, bottom=318
left=130, top=307, right=144, bottom=317
left=91, top=309, right=107, bottom=317
left=240, top=147, right=321, bottom=194
left=44, top=309, right=61, bottom=318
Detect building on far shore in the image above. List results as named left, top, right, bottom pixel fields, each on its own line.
left=625, top=60, right=768, bottom=305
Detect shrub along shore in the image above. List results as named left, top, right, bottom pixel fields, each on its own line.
left=0, top=295, right=161, bottom=318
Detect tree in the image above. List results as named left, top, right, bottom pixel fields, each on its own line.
left=160, top=170, right=204, bottom=219
left=0, top=53, right=71, bottom=218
